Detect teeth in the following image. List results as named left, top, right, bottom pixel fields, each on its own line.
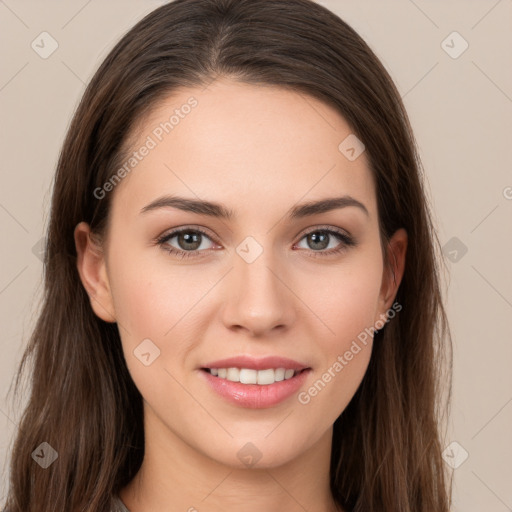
left=208, top=367, right=301, bottom=385
left=274, top=368, right=285, bottom=381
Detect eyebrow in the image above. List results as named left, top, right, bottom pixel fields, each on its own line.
left=140, top=194, right=369, bottom=220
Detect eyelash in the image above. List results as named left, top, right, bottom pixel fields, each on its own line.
left=155, top=225, right=356, bottom=260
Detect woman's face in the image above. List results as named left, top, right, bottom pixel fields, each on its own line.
left=76, top=77, right=406, bottom=469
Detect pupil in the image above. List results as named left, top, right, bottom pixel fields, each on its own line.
left=179, top=231, right=201, bottom=250
left=309, top=231, right=328, bottom=250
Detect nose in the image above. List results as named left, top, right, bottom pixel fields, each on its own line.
left=221, top=244, right=296, bottom=337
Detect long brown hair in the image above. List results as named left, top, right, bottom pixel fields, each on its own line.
left=3, top=0, right=453, bottom=510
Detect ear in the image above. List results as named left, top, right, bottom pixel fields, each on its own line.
left=74, top=222, right=116, bottom=323
left=375, top=228, right=407, bottom=323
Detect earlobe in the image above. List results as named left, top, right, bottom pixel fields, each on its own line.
left=74, top=222, right=117, bottom=323
left=377, top=228, right=407, bottom=320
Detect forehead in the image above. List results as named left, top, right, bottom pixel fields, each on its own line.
left=111, top=78, right=377, bottom=222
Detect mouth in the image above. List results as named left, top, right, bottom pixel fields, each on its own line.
left=199, top=366, right=312, bottom=409
left=200, top=367, right=311, bottom=385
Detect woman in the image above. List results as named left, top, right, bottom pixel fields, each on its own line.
left=3, top=0, right=452, bottom=510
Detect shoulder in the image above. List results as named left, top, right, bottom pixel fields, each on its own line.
left=112, top=495, right=131, bottom=512
left=3, top=497, right=130, bottom=512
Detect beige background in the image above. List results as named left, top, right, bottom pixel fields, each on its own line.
left=1, top=1, right=511, bottom=510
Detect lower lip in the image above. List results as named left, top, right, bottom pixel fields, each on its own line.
left=199, top=369, right=311, bottom=409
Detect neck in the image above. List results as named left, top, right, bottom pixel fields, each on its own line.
left=119, top=404, right=343, bottom=512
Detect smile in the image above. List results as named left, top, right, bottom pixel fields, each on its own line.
left=203, top=367, right=307, bottom=385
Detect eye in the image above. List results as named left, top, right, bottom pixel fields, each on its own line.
left=294, top=227, right=356, bottom=257
left=156, top=227, right=218, bottom=259
left=155, top=225, right=356, bottom=260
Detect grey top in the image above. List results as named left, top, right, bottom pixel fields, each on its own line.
left=112, top=495, right=131, bottom=512
left=3, top=496, right=131, bottom=512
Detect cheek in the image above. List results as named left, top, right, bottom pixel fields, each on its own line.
left=107, top=239, right=200, bottom=338
left=303, top=248, right=384, bottom=343
left=106, top=246, right=222, bottom=377
left=104, top=243, right=182, bottom=378
left=110, top=269, right=174, bottom=341
left=107, top=253, right=197, bottom=401
left=296, top=250, right=382, bottom=412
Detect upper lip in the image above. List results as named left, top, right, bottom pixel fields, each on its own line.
left=201, top=355, right=311, bottom=371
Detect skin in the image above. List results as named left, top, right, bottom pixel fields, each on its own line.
left=75, top=77, right=407, bottom=512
